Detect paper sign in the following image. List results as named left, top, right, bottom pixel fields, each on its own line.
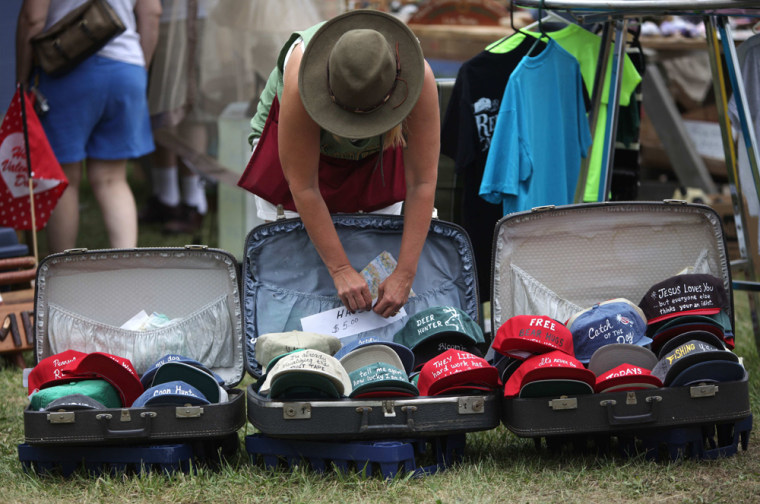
left=300, top=306, right=407, bottom=341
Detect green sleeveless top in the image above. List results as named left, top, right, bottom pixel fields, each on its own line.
left=248, top=22, right=383, bottom=160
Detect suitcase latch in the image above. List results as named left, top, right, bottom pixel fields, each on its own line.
left=458, top=396, right=485, bottom=415
left=47, top=411, right=75, bottom=424
left=120, top=409, right=131, bottom=422
left=548, top=397, right=578, bottom=410
left=283, top=402, right=311, bottom=419
left=382, top=401, right=396, bottom=417
left=690, top=384, right=719, bottom=398
left=176, top=406, right=204, bottom=418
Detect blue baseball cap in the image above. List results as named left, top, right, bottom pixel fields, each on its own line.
left=132, top=380, right=210, bottom=407
left=567, top=298, right=652, bottom=363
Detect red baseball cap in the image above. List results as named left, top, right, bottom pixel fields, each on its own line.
left=417, top=349, right=499, bottom=396
left=504, top=350, right=595, bottom=397
left=594, top=363, right=663, bottom=393
left=63, top=352, right=144, bottom=406
left=27, top=349, right=88, bottom=395
left=492, top=315, right=573, bottom=359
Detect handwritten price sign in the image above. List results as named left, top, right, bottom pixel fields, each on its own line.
left=300, top=306, right=406, bottom=341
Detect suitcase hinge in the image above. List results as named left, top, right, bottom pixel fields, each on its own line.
left=458, top=396, right=485, bottom=415
left=663, top=199, right=688, bottom=205
left=184, top=244, right=208, bottom=250
left=530, top=205, right=556, bottom=213
left=549, top=397, right=578, bottom=410
left=47, top=411, right=75, bottom=424
left=690, top=384, right=719, bottom=398
left=175, top=406, right=204, bottom=418
left=62, top=248, right=88, bottom=254
left=283, top=402, right=311, bottom=419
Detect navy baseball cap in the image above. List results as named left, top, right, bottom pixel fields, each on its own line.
left=132, top=380, right=210, bottom=407
left=651, top=339, right=740, bottom=386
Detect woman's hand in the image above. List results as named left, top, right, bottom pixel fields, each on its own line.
left=373, top=269, right=414, bottom=318
left=332, top=265, right=373, bottom=313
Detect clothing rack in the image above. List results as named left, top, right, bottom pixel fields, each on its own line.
left=515, top=0, right=760, bottom=351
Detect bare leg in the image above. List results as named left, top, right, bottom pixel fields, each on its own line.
left=87, top=158, right=138, bottom=248
left=45, top=162, right=83, bottom=254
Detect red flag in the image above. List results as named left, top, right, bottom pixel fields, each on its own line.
left=0, top=87, right=67, bottom=230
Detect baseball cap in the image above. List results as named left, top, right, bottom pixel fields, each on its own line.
left=651, top=339, right=740, bottom=386
left=594, top=363, right=663, bottom=393
left=347, top=362, right=419, bottom=398
left=638, top=273, right=729, bottom=326
left=29, top=379, right=122, bottom=410
left=140, top=354, right=225, bottom=389
left=492, top=315, right=574, bottom=359
left=504, top=350, right=595, bottom=397
left=339, top=344, right=407, bottom=377
left=667, top=360, right=746, bottom=387
left=44, top=393, right=108, bottom=411
left=587, top=343, right=658, bottom=377
left=259, top=349, right=352, bottom=398
left=27, top=349, right=88, bottom=394
left=255, top=330, right=342, bottom=371
left=649, top=313, right=733, bottom=352
left=62, top=352, right=144, bottom=407
left=417, top=349, right=499, bottom=396
left=150, top=361, right=221, bottom=404
left=269, top=373, right=342, bottom=399
left=334, top=337, right=415, bottom=374
left=132, top=380, right=211, bottom=407
left=393, top=306, right=484, bottom=370
left=566, top=299, right=651, bottom=363
left=656, top=330, right=726, bottom=359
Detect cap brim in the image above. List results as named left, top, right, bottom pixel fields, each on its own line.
left=588, top=343, right=658, bottom=376
left=668, top=360, right=746, bottom=387
left=351, top=380, right=419, bottom=398
left=594, top=372, right=663, bottom=393
left=432, top=382, right=498, bottom=396
left=412, top=335, right=483, bottom=371
left=661, top=349, right=739, bottom=386
left=44, top=393, right=107, bottom=411
left=518, top=379, right=594, bottom=398
left=270, top=373, right=342, bottom=399
left=299, top=10, right=424, bottom=139
left=424, top=367, right=498, bottom=396
left=597, top=382, right=661, bottom=393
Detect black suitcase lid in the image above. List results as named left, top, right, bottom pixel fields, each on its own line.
left=242, top=214, right=479, bottom=378
left=33, top=246, right=245, bottom=387
left=490, top=201, right=734, bottom=338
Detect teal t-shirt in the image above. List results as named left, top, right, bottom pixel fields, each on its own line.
left=488, top=24, right=642, bottom=201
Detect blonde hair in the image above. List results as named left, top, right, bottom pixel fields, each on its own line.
left=383, top=122, right=407, bottom=150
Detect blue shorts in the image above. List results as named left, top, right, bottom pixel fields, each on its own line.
left=37, top=56, right=155, bottom=164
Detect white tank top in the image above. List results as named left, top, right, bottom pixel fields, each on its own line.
left=44, top=0, right=145, bottom=67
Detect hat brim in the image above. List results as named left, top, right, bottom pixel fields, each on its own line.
left=518, top=379, right=594, bottom=398
left=594, top=372, right=663, bottom=393
left=299, top=9, right=424, bottom=139
left=587, top=343, right=659, bottom=376
left=668, top=360, right=745, bottom=387
left=66, top=353, right=143, bottom=407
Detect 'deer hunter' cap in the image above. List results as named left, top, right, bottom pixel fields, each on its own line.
left=393, top=306, right=484, bottom=371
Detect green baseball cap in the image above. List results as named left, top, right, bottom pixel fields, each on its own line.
left=393, top=306, right=484, bottom=350
left=29, top=379, right=122, bottom=410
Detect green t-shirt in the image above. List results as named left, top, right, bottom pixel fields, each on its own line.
left=488, top=24, right=642, bottom=201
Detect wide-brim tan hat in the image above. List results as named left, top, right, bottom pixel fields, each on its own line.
left=299, top=9, right=425, bottom=140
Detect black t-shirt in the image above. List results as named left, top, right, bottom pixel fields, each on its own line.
left=440, top=36, right=547, bottom=303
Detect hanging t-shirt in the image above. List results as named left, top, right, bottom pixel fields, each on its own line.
left=440, top=36, right=546, bottom=302
left=488, top=23, right=641, bottom=202
left=479, top=39, right=592, bottom=214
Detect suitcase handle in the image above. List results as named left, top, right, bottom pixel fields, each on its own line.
left=602, top=396, right=662, bottom=426
left=96, top=411, right=155, bottom=439
left=356, top=405, right=416, bottom=433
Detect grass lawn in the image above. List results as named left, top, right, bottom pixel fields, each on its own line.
left=1, top=166, right=759, bottom=503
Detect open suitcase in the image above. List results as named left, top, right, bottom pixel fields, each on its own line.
left=22, top=247, right=246, bottom=447
left=243, top=214, right=502, bottom=440
left=492, top=201, right=752, bottom=453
